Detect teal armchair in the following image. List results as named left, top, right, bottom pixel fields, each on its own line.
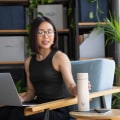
left=71, top=58, right=115, bottom=109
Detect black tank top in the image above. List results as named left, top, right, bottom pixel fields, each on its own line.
left=29, top=50, right=65, bottom=102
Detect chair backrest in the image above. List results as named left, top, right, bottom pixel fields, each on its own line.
left=67, top=58, right=115, bottom=110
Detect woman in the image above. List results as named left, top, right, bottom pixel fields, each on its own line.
left=0, top=16, right=91, bottom=120
left=21, top=16, right=77, bottom=103
left=21, top=16, right=78, bottom=120
left=0, top=16, right=77, bottom=120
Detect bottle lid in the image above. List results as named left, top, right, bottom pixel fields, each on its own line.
left=77, top=73, right=88, bottom=80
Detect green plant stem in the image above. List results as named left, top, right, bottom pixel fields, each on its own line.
left=96, top=0, right=100, bottom=22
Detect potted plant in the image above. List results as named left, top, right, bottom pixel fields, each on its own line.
left=102, top=15, right=120, bottom=45
left=100, top=14, right=120, bottom=108
left=101, top=13, right=120, bottom=70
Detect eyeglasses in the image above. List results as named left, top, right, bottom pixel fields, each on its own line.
left=37, top=30, right=55, bottom=36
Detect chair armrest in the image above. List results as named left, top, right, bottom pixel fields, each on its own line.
left=24, top=86, right=120, bottom=116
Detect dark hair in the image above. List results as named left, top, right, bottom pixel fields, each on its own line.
left=29, top=16, right=58, bottom=54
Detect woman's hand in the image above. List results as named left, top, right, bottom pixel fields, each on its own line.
left=19, top=95, right=25, bottom=103
left=88, top=80, right=91, bottom=90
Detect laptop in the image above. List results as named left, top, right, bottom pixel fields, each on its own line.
left=0, top=73, right=36, bottom=106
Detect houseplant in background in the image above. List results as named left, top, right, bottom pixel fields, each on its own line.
left=100, top=13, right=120, bottom=109
left=88, top=0, right=104, bottom=22
left=15, top=80, right=27, bottom=93
left=78, top=0, right=108, bottom=22
left=103, top=15, right=120, bottom=45
left=112, top=62, right=120, bottom=108
left=102, top=13, right=120, bottom=74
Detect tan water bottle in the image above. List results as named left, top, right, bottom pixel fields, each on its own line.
left=77, top=73, right=90, bottom=111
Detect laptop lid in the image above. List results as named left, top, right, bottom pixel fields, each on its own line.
left=0, top=73, right=25, bottom=106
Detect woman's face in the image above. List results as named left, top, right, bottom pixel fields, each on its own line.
left=37, top=21, right=55, bottom=50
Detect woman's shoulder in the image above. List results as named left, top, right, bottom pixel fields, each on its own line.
left=54, top=50, right=67, bottom=57
left=25, top=54, right=36, bottom=63
left=25, top=56, right=32, bottom=65
left=54, top=50, right=70, bottom=61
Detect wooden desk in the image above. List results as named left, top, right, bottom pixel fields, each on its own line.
left=69, top=109, right=120, bottom=120
left=1, top=87, right=120, bottom=116
left=24, top=87, right=120, bottom=116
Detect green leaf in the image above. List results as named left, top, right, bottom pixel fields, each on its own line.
left=98, top=9, right=104, bottom=14
left=15, top=80, right=27, bottom=93
left=38, top=12, right=44, bottom=16
left=48, top=0, right=54, bottom=3
left=89, top=11, right=94, bottom=19
left=103, top=15, right=120, bottom=45
left=68, top=7, right=72, bottom=16
left=88, top=0, right=96, bottom=3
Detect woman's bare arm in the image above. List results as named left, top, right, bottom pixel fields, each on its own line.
left=19, top=57, right=35, bottom=102
left=53, top=51, right=77, bottom=97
